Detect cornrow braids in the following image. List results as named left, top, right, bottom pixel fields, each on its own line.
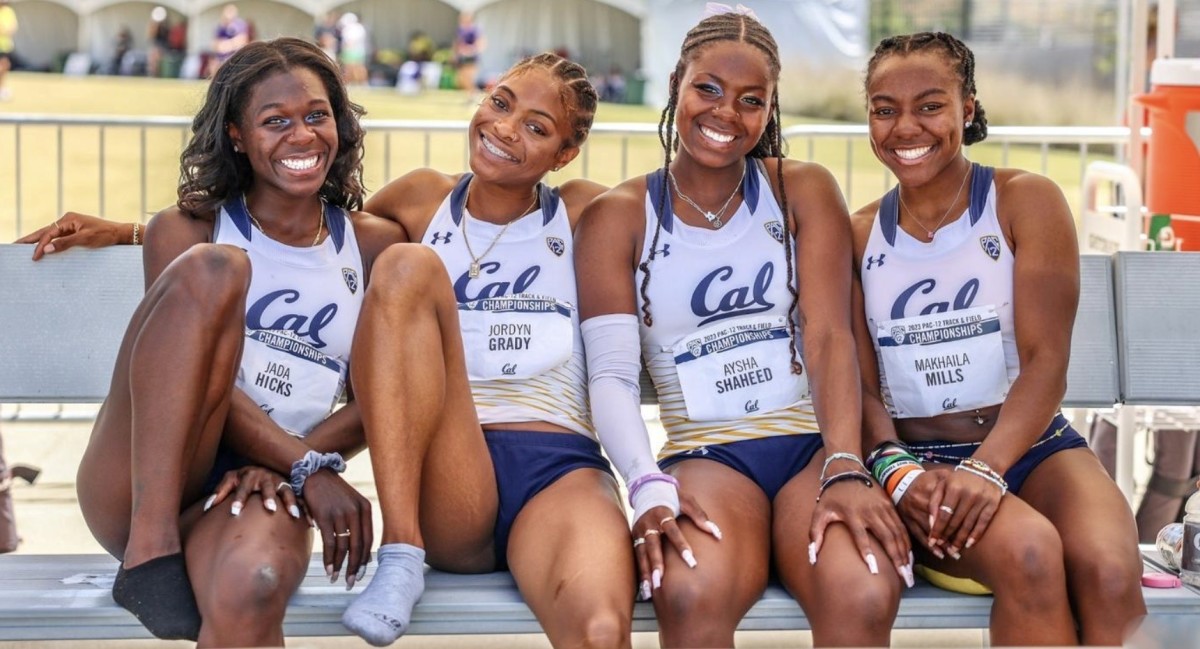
left=866, top=31, right=988, bottom=145
left=639, top=12, right=803, bottom=375
left=505, top=52, right=597, bottom=149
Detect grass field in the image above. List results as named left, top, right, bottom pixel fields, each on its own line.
left=0, top=71, right=1112, bottom=240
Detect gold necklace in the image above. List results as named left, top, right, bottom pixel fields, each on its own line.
left=245, top=196, right=324, bottom=246
left=897, top=165, right=972, bottom=242
left=668, top=161, right=745, bottom=229
left=461, top=180, right=539, bottom=278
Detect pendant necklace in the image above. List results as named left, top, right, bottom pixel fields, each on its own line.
left=668, top=161, right=745, bottom=229
left=897, top=164, right=971, bottom=242
left=461, top=180, right=539, bottom=278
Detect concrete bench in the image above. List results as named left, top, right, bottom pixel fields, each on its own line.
left=1, top=244, right=1199, bottom=640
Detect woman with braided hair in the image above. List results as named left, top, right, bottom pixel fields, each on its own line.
left=851, top=32, right=1145, bottom=644
left=576, top=9, right=910, bottom=647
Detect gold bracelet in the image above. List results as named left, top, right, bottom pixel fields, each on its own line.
left=131, top=222, right=140, bottom=245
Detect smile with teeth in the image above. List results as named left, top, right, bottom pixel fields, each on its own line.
left=894, top=145, right=932, bottom=160
left=279, top=155, right=319, bottom=171
left=481, top=134, right=518, bottom=161
left=700, top=125, right=735, bottom=144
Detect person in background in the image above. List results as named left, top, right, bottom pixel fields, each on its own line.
left=147, top=6, right=170, bottom=77
left=314, top=11, right=339, bottom=63
left=453, top=11, right=484, bottom=98
left=337, top=13, right=368, bottom=86
left=208, top=3, right=248, bottom=78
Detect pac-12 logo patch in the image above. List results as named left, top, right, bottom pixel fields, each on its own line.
left=890, top=326, right=906, bottom=345
left=764, top=221, right=785, bottom=243
left=980, top=235, right=1002, bottom=261
left=546, top=236, right=565, bottom=257
left=687, top=340, right=703, bottom=358
left=342, top=268, right=359, bottom=294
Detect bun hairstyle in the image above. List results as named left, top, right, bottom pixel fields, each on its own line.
left=867, top=31, right=988, bottom=145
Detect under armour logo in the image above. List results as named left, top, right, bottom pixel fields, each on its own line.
left=430, top=231, right=453, bottom=245
left=866, top=254, right=886, bottom=270
left=653, top=244, right=671, bottom=258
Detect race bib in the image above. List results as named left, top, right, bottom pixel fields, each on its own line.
left=876, top=305, right=1009, bottom=418
left=670, top=315, right=808, bottom=421
left=459, top=294, right=574, bottom=381
left=237, top=329, right=346, bottom=437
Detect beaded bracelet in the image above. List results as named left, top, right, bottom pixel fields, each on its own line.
left=131, top=222, right=141, bottom=245
left=820, top=452, right=867, bottom=481
left=954, top=458, right=1008, bottom=497
left=290, top=450, right=347, bottom=497
left=627, top=472, right=679, bottom=507
left=816, top=470, right=874, bottom=501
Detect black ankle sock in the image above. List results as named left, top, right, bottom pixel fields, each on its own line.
left=112, top=552, right=202, bottom=640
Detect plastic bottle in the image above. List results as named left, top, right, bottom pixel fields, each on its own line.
left=1158, top=522, right=1184, bottom=571
left=1182, top=492, right=1200, bottom=587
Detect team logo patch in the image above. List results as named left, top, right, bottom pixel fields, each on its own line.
left=764, top=221, right=785, bottom=243
left=687, top=340, right=703, bottom=357
left=546, top=236, right=565, bottom=257
left=342, top=268, right=359, bottom=294
left=890, top=326, right=906, bottom=345
left=980, top=235, right=1002, bottom=261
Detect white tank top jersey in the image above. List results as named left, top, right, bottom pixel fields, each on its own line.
left=860, top=164, right=1020, bottom=419
left=213, top=197, right=364, bottom=437
left=636, top=160, right=819, bottom=458
left=420, top=175, right=592, bottom=438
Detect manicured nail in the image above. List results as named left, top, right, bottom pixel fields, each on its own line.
left=640, top=580, right=652, bottom=601
left=908, top=550, right=914, bottom=564
left=807, top=542, right=817, bottom=565
left=230, top=501, right=243, bottom=517
left=325, top=564, right=333, bottom=580
left=931, top=547, right=945, bottom=560
left=346, top=574, right=356, bottom=590
left=929, top=514, right=935, bottom=528
left=965, top=537, right=976, bottom=549
left=681, top=549, right=697, bottom=568
left=358, top=563, right=368, bottom=580
left=706, top=521, right=723, bottom=540
left=948, top=547, right=961, bottom=560
left=651, top=568, right=662, bottom=590
left=865, top=553, right=879, bottom=575
left=331, top=568, right=340, bottom=583
left=203, top=495, right=216, bottom=512
left=264, top=498, right=277, bottom=512
left=44, top=244, right=56, bottom=254
left=289, top=505, right=301, bottom=519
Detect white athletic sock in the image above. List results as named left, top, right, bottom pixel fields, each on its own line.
left=341, top=543, right=427, bottom=646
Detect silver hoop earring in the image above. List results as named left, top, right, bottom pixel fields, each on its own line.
left=964, top=120, right=972, bottom=129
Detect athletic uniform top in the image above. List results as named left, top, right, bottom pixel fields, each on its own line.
left=636, top=160, right=819, bottom=458
left=213, top=196, right=364, bottom=437
left=420, top=174, right=592, bottom=438
left=860, top=164, right=1020, bottom=419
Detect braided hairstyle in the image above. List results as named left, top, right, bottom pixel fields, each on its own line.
left=640, top=13, right=802, bottom=374
left=866, top=32, right=988, bottom=146
left=504, top=52, right=598, bottom=149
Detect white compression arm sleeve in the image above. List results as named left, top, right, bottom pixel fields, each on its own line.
left=582, top=313, right=679, bottom=521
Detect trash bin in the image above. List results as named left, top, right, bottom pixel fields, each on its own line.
left=1134, top=58, right=1200, bottom=251
left=624, top=73, right=645, bottom=105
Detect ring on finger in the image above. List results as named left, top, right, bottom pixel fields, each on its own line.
left=642, top=529, right=661, bottom=537
left=660, top=516, right=676, bottom=526
left=633, top=537, right=646, bottom=547
left=334, top=530, right=351, bottom=538
left=276, top=481, right=292, bottom=494
left=939, top=505, right=954, bottom=515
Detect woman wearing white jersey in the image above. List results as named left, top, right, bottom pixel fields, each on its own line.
left=60, top=39, right=398, bottom=647
left=575, top=10, right=910, bottom=648
left=337, top=53, right=637, bottom=647
left=851, top=32, right=1145, bottom=645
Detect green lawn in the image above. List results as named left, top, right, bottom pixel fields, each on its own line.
left=0, top=72, right=1107, bottom=239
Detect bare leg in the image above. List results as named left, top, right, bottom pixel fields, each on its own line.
left=1021, top=448, right=1146, bottom=646
left=183, top=494, right=313, bottom=648
left=773, top=449, right=901, bottom=648
left=508, top=468, right=635, bottom=649
left=653, top=460, right=771, bottom=648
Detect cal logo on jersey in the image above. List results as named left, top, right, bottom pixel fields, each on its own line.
left=980, top=235, right=1002, bottom=261
left=763, top=221, right=785, bottom=243
left=342, top=267, right=359, bottom=294
left=546, top=236, right=565, bottom=257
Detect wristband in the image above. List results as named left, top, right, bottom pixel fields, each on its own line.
left=627, top=472, right=679, bottom=506
left=820, top=452, right=866, bottom=481
left=890, top=468, right=924, bottom=505
left=816, top=470, right=873, bottom=501
left=131, top=222, right=141, bottom=245
left=290, top=450, right=346, bottom=497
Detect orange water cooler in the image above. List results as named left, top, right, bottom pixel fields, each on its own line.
left=1135, top=58, right=1200, bottom=251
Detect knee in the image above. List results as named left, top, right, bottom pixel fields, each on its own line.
left=814, top=571, right=900, bottom=633
left=575, top=608, right=630, bottom=649
left=1069, top=545, right=1144, bottom=606
left=160, top=244, right=250, bottom=308
left=202, top=550, right=300, bottom=620
left=985, top=521, right=1067, bottom=597
left=368, top=244, right=447, bottom=293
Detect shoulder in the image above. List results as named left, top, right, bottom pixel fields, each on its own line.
left=347, top=209, right=406, bottom=268
left=576, top=175, right=650, bottom=242
left=849, top=199, right=882, bottom=254
left=991, top=168, right=1071, bottom=225
left=557, top=178, right=609, bottom=230
left=145, top=204, right=212, bottom=245
left=364, top=168, right=459, bottom=223
left=758, top=157, right=842, bottom=203
left=992, top=167, right=1064, bottom=201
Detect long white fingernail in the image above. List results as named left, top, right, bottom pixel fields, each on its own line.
left=358, top=563, right=368, bottom=580
left=965, top=537, right=976, bottom=549
left=331, top=568, right=340, bottom=583
left=807, top=542, right=817, bottom=565
left=264, top=498, right=277, bottom=512
left=652, top=568, right=662, bottom=590
left=289, top=505, right=301, bottom=519
left=706, top=521, right=723, bottom=540
left=902, top=565, right=915, bottom=588
left=640, top=580, right=652, bottom=601
left=681, top=549, right=697, bottom=568
left=948, top=547, right=961, bottom=560
left=203, top=495, right=216, bottom=512
left=346, top=574, right=356, bottom=591
left=230, top=501, right=243, bottom=517
left=909, top=550, right=914, bottom=564
left=865, top=553, right=879, bottom=575
left=325, top=564, right=333, bottom=579
left=44, top=244, right=56, bottom=254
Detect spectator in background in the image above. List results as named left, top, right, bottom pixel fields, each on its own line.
left=338, top=12, right=367, bottom=85
left=111, top=26, right=133, bottom=75
left=207, top=3, right=248, bottom=78
left=146, top=6, right=170, bottom=77
left=314, top=11, right=339, bottom=62
left=406, top=29, right=434, bottom=63
left=0, top=0, right=16, bottom=100
left=453, top=10, right=484, bottom=95
left=167, top=17, right=187, bottom=58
